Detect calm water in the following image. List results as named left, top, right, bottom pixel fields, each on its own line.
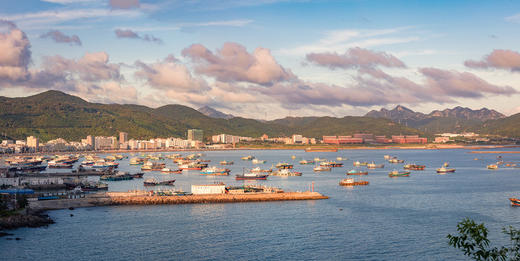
left=2, top=148, right=520, bottom=260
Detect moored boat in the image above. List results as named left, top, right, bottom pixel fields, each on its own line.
left=241, top=155, right=255, bottom=161
left=219, top=160, right=234, bottom=165
left=367, top=162, right=384, bottom=169
left=251, top=166, right=272, bottom=173
left=339, top=178, right=369, bottom=186
left=388, top=170, right=410, bottom=177
left=509, top=198, right=520, bottom=206
left=347, top=170, right=368, bottom=175
left=487, top=164, right=498, bottom=170
left=436, top=167, right=456, bottom=173
left=313, top=166, right=331, bottom=172
left=235, top=172, right=269, bottom=180
left=200, top=166, right=230, bottom=175
left=161, top=168, right=183, bottom=174
left=252, top=159, right=267, bottom=164
left=276, top=162, right=293, bottom=169
left=271, top=169, right=302, bottom=176
left=404, top=164, right=425, bottom=170
left=299, top=160, right=315, bottom=165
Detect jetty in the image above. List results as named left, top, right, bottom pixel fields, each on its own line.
left=28, top=191, right=328, bottom=211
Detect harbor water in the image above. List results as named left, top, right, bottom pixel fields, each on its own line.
left=2, top=148, right=520, bottom=260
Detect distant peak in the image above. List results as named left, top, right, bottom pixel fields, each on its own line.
left=197, top=106, right=233, bottom=119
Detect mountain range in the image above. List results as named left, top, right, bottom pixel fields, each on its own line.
left=365, top=105, right=506, bottom=133
left=197, top=106, right=234, bottom=119
left=0, top=90, right=422, bottom=142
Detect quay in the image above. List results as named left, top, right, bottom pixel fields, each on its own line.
left=28, top=191, right=328, bottom=211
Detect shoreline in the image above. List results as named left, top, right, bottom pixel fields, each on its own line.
left=1, top=144, right=519, bottom=157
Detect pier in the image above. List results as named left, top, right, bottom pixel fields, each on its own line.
left=28, top=191, right=328, bottom=211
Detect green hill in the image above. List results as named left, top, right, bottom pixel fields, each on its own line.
left=0, top=90, right=426, bottom=142
left=479, top=113, right=520, bottom=138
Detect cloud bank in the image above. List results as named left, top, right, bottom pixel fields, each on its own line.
left=40, top=30, right=82, bottom=46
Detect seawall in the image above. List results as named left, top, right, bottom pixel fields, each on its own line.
left=28, top=191, right=328, bottom=211
left=107, top=191, right=328, bottom=205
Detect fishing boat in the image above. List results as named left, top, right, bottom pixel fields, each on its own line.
left=320, top=161, right=343, bottom=167
left=276, top=162, right=293, bottom=169
left=339, top=178, right=369, bottom=186
left=487, top=164, right=498, bottom=170
left=235, top=172, right=269, bottom=180
left=252, top=159, right=267, bottom=164
left=336, top=157, right=347, bottom=161
left=219, top=160, right=234, bottom=165
left=314, top=157, right=326, bottom=162
left=141, top=162, right=165, bottom=171
left=353, top=161, right=362, bottom=166
left=384, top=155, right=392, bottom=160
left=509, top=198, right=520, bottom=206
left=271, top=169, right=302, bottom=176
left=200, top=166, right=230, bottom=175
left=367, top=162, right=384, bottom=169
left=178, top=162, right=205, bottom=170
left=100, top=173, right=133, bottom=181
left=313, top=166, right=331, bottom=172
left=436, top=167, right=456, bottom=173
left=346, top=170, right=368, bottom=175
left=161, top=168, right=182, bottom=174
left=129, top=157, right=144, bottom=165
left=404, top=164, right=425, bottom=170
left=250, top=167, right=272, bottom=173
left=79, top=182, right=108, bottom=191
left=299, top=160, right=315, bottom=165
left=241, top=155, right=255, bottom=161
left=143, top=178, right=175, bottom=186
left=388, top=158, right=404, bottom=164
left=388, top=170, right=410, bottom=177
left=47, top=161, right=73, bottom=169
left=130, top=172, right=144, bottom=178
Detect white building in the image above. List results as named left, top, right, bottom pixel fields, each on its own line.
left=191, top=184, right=226, bottom=194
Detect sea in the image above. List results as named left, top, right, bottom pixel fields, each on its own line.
left=2, top=148, right=520, bottom=260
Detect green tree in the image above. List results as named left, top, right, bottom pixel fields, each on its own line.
left=447, top=218, right=520, bottom=260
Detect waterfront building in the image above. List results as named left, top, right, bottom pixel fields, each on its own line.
left=86, top=135, right=95, bottom=149
left=26, top=136, right=39, bottom=151
left=95, top=136, right=117, bottom=150
left=119, top=132, right=128, bottom=145
left=187, top=129, right=204, bottom=142
left=292, top=134, right=303, bottom=144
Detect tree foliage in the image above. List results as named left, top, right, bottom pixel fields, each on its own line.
left=447, top=218, right=520, bottom=260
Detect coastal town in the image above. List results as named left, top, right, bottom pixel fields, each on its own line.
left=3, top=129, right=511, bottom=154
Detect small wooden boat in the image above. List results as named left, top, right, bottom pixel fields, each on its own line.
left=250, top=167, right=272, bottom=173
left=436, top=167, right=455, bottom=173
left=509, top=198, right=520, bottom=206
left=200, top=166, right=230, bottom=175
left=144, top=178, right=175, bottom=186
left=252, top=159, right=267, bottom=164
left=388, top=170, right=410, bottom=177
left=314, top=166, right=331, bottom=172
left=219, top=161, right=234, bottom=165
left=404, top=164, right=425, bottom=170
left=276, top=162, right=293, bottom=169
left=299, top=160, right=315, bottom=165
left=487, top=164, right=498, bottom=170
left=388, top=158, right=404, bottom=164
left=271, top=169, right=302, bottom=176
left=347, top=170, right=368, bottom=175
left=339, top=178, right=369, bottom=186
left=241, top=155, right=255, bottom=161
left=367, top=162, right=384, bottom=169
left=320, top=161, right=343, bottom=168
left=161, top=168, right=182, bottom=174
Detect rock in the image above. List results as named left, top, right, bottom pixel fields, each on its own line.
left=0, top=213, right=54, bottom=230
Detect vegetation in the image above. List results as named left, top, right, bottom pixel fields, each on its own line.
left=0, top=90, right=424, bottom=142
left=447, top=218, right=520, bottom=260
left=480, top=113, right=520, bottom=138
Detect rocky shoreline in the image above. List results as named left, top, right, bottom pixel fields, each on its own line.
left=0, top=211, right=54, bottom=231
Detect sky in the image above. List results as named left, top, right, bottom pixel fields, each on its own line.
left=1, top=0, right=520, bottom=119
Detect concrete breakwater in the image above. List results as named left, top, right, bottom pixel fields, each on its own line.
left=107, top=191, right=328, bottom=205
left=28, top=191, right=328, bottom=211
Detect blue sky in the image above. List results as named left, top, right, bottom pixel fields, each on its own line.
left=1, top=0, right=520, bottom=119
